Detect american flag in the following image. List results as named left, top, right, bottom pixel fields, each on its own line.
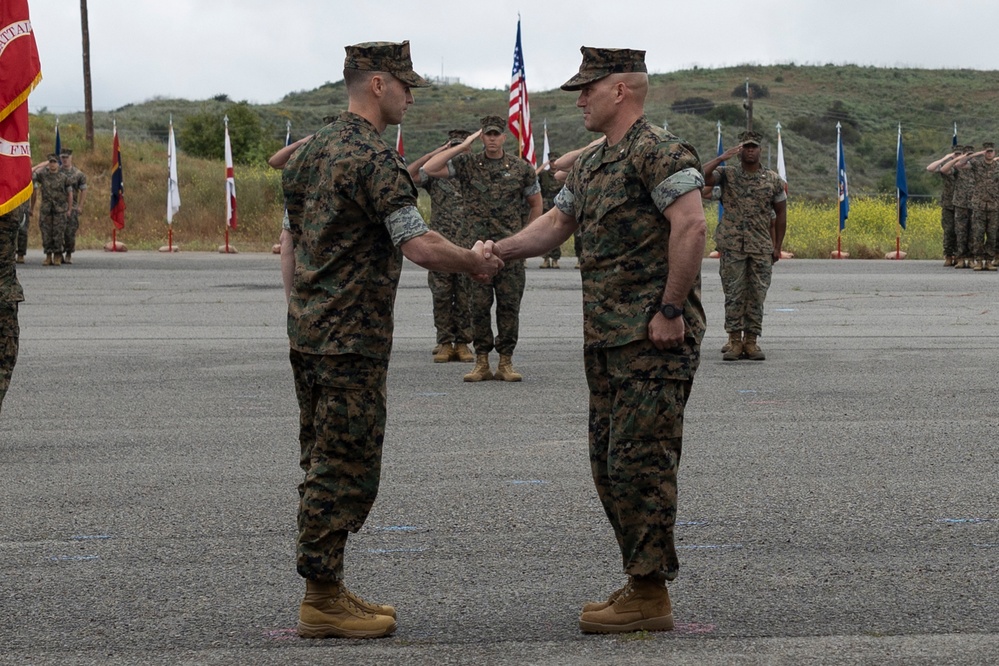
left=508, top=18, right=535, bottom=165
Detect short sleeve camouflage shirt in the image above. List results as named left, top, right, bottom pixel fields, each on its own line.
left=554, top=116, right=706, bottom=368
left=282, top=111, right=429, bottom=360
left=714, top=163, right=787, bottom=254
left=448, top=151, right=540, bottom=238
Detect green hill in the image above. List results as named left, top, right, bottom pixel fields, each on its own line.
left=27, top=64, right=998, bottom=251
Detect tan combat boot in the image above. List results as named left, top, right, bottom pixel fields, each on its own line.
left=43, top=253, right=52, bottom=266
left=972, top=258, right=984, bottom=271
left=493, top=354, right=523, bottom=382
left=721, top=330, right=742, bottom=354
left=452, top=342, right=475, bottom=363
left=15, top=254, right=24, bottom=264
left=722, top=332, right=743, bottom=361
left=954, top=257, right=969, bottom=269
left=432, top=343, right=452, bottom=363
left=743, top=333, right=766, bottom=360
left=52, top=253, right=62, bottom=266
left=463, top=353, right=493, bottom=382
left=63, top=253, right=72, bottom=265
left=986, top=260, right=998, bottom=272
left=550, top=259, right=560, bottom=269
left=578, top=575, right=674, bottom=634
left=944, top=256, right=955, bottom=267
left=297, top=580, right=397, bottom=639
left=582, top=578, right=630, bottom=613
left=539, top=257, right=550, bottom=269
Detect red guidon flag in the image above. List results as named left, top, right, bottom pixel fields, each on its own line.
left=224, top=115, right=237, bottom=228
left=0, top=0, right=42, bottom=215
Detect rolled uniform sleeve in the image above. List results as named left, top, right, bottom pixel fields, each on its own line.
left=651, top=167, right=705, bottom=213
left=384, top=205, right=429, bottom=246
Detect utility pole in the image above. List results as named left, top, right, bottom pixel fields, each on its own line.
left=81, top=0, right=94, bottom=150
left=743, top=78, right=754, bottom=131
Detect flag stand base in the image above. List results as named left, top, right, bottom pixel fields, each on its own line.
left=158, top=245, right=180, bottom=253
left=884, top=251, right=907, bottom=260
left=104, top=241, right=127, bottom=252
left=829, top=250, right=850, bottom=259
left=218, top=245, right=239, bottom=254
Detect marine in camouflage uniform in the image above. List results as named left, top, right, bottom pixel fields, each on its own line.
left=492, top=46, right=708, bottom=633
left=941, top=145, right=977, bottom=268
left=410, top=129, right=474, bottom=362
left=703, top=130, right=787, bottom=360
left=281, top=41, right=501, bottom=639
left=423, top=114, right=542, bottom=382
left=537, top=151, right=562, bottom=267
left=59, top=150, right=88, bottom=263
left=965, top=143, right=999, bottom=270
left=30, top=155, right=72, bottom=265
left=0, top=203, right=26, bottom=413
left=926, top=148, right=962, bottom=265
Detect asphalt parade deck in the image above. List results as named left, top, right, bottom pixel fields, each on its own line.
left=1, top=251, right=996, bottom=665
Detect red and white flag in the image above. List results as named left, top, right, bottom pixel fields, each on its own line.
left=395, top=124, right=404, bottom=158
left=0, top=0, right=42, bottom=215
left=223, top=115, right=237, bottom=228
left=508, top=18, right=535, bottom=165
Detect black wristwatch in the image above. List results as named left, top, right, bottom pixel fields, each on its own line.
left=659, top=303, right=683, bottom=319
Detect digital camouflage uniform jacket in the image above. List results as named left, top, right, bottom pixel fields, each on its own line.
left=968, top=158, right=999, bottom=212
left=448, top=151, right=540, bottom=239
left=282, top=111, right=429, bottom=361
left=555, top=116, right=706, bottom=375
left=419, top=175, right=469, bottom=246
left=714, top=163, right=787, bottom=254
left=32, top=169, right=70, bottom=212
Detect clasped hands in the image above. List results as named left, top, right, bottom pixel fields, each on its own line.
left=469, top=239, right=502, bottom=284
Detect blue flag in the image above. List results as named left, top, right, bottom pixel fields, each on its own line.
left=837, top=124, right=849, bottom=231
left=896, top=125, right=908, bottom=230
left=54, top=119, right=61, bottom=157
left=952, top=122, right=958, bottom=149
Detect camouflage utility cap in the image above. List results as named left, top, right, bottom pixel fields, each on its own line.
left=964, top=145, right=976, bottom=153
left=739, top=130, right=763, bottom=146
left=984, top=141, right=995, bottom=150
left=343, top=40, right=430, bottom=87
left=60, top=149, right=72, bottom=156
left=548, top=151, right=562, bottom=161
left=448, top=129, right=472, bottom=144
left=561, top=47, right=647, bottom=91
left=480, top=115, right=506, bottom=134
left=46, top=154, right=58, bottom=162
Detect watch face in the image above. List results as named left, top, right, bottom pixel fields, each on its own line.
left=660, top=303, right=683, bottom=319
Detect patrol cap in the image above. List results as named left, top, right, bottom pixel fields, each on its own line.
left=739, top=130, right=763, bottom=146
left=548, top=151, right=562, bottom=161
left=964, top=144, right=976, bottom=153
left=46, top=153, right=59, bottom=162
left=480, top=115, right=506, bottom=134
left=984, top=141, right=995, bottom=150
left=560, top=46, right=647, bottom=91
left=60, top=149, right=72, bottom=156
left=343, top=40, right=430, bottom=88
left=447, top=128, right=472, bottom=144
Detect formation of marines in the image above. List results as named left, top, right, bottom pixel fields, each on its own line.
left=928, top=143, right=999, bottom=270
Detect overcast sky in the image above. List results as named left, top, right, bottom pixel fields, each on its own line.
left=25, top=0, right=999, bottom=114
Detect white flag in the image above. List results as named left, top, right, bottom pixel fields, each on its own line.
left=167, top=117, right=180, bottom=224
left=224, top=115, right=237, bottom=228
left=776, top=122, right=787, bottom=193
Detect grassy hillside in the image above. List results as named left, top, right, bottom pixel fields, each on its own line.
left=27, top=64, right=997, bottom=255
